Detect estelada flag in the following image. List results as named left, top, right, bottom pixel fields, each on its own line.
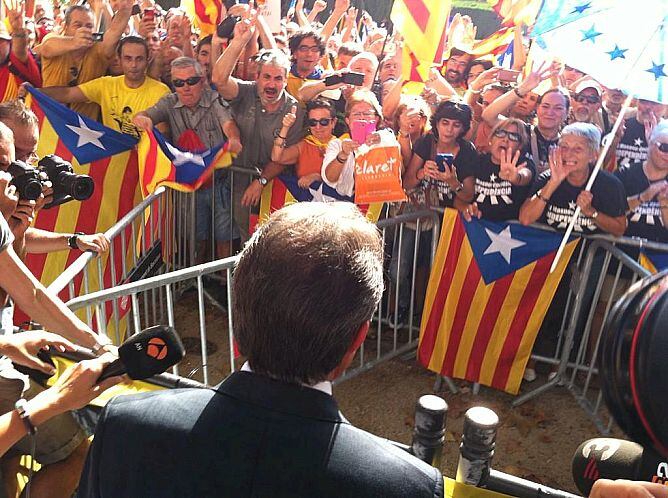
left=354, top=144, right=406, bottom=204
left=640, top=250, right=668, bottom=274
left=488, top=0, right=542, bottom=28
left=137, top=129, right=233, bottom=197
left=418, top=209, right=579, bottom=394
left=20, top=88, right=141, bottom=339
left=250, top=175, right=385, bottom=234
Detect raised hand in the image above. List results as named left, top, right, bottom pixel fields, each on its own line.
left=282, top=105, right=297, bottom=129
left=461, top=202, right=481, bottom=222
left=4, top=0, right=26, bottom=36
left=340, top=138, right=358, bottom=157
left=334, top=0, right=350, bottom=14
left=517, top=60, right=555, bottom=95
left=312, top=0, right=327, bottom=14
left=498, top=149, right=527, bottom=184
left=233, top=10, right=257, bottom=46
left=73, top=26, right=94, bottom=50
left=548, top=146, right=569, bottom=184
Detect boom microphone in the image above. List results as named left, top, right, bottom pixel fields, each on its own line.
left=572, top=438, right=668, bottom=495
left=97, top=325, right=185, bottom=382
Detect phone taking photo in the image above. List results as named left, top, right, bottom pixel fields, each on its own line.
left=143, top=8, right=155, bottom=20
left=342, top=72, right=365, bottom=86
left=351, top=121, right=377, bottom=144
left=435, top=153, right=454, bottom=172
left=498, top=69, right=520, bottom=83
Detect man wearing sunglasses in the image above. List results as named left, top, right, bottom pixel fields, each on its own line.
left=570, top=81, right=609, bottom=134
left=134, top=57, right=242, bottom=268
left=615, top=120, right=668, bottom=244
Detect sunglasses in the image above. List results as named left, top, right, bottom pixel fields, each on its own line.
left=574, top=94, right=600, bottom=104
left=173, top=76, right=202, bottom=87
left=493, top=129, right=521, bottom=142
left=657, top=142, right=668, bottom=153
left=308, top=118, right=333, bottom=127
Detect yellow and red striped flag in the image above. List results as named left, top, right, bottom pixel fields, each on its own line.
left=180, top=0, right=224, bottom=36
left=249, top=175, right=384, bottom=234
left=391, top=0, right=451, bottom=85
left=488, top=0, right=542, bottom=28
left=137, top=129, right=233, bottom=198
left=18, top=92, right=142, bottom=339
left=418, top=209, right=579, bottom=394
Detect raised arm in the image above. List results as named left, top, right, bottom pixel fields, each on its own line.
left=482, top=61, right=553, bottom=127
left=99, top=0, right=133, bottom=59
left=212, top=13, right=257, bottom=100
left=7, top=1, right=29, bottom=62
left=320, top=0, right=349, bottom=44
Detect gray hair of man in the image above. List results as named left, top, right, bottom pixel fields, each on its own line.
left=255, top=49, right=291, bottom=77
left=560, top=122, right=602, bottom=154
left=649, top=119, right=668, bottom=142
left=170, top=56, right=204, bottom=76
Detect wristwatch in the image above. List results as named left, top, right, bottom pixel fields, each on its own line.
left=68, top=232, right=84, bottom=250
left=15, top=399, right=36, bottom=435
left=258, top=177, right=268, bottom=187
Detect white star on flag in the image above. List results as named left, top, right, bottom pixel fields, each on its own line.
left=165, top=143, right=205, bottom=167
left=309, top=184, right=338, bottom=203
left=66, top=116, right=105, bottom=150
left=483, top=226, right=526, bottom=264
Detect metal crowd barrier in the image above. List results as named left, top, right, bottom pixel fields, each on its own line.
left=62, top=210, right=441, bottom=387
left=514, top=234, right=668, bottom=434
left=46, top=188, right=169, bottom=344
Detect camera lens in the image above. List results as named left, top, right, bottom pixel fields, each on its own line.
left=72, top=175, right=94, bottom=200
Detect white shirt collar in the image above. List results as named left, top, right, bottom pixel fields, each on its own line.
left=240, top=362, right=333, bottom=396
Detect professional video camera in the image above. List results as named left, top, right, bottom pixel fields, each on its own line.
left=8, top=154, right=94, bottom=208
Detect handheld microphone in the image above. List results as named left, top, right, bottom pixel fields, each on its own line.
left=572, top=438, right=668, bottom=495
left=97, top=325, right=185, bottom=382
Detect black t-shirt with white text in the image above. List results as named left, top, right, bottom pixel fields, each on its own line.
left=523, top=124, right=559, bottom=175
left=616, top=117, right=648, bottom=169
left=530, top=169, right=626, bottom=234
left=474, top=152, right=536, bottom=221
left=614, top=163, right=668, bottom=242
left=414, top=133, right=477, bottom=207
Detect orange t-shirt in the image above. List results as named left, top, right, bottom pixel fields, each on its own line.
left=296, top=139, right=327, bottom=178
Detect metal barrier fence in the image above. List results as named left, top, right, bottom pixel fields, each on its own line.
left=63, top=210, right=441, bottom=387
left=47, top=188, right=169, bottom=344
left=513, top=235, right=668, bottom=434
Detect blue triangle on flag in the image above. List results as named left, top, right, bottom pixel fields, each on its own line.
left=464, top=217, right=569, bottom=284
left=279, top=174, right=355, bottom=203
left=153, top=129, right=224, bottom=185
left=643, top=250, right=668, bottom=272
left=28, top=86, right=137, bottom=165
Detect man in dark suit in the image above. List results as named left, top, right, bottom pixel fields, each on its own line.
left=78, top=202, right=444, bottom=498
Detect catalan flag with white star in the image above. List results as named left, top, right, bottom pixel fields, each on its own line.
left=18, top=88, right=141, bottom=337
left=531, top=0, right=667, bottom=103
left=418, top=209, right=579, bottom=394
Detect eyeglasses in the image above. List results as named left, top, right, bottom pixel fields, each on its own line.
left=574, top=94, right=600, bottom=104
left=308, top=118, right=333, bottom=127
left=657, top=142, right=668, bottom=153
left=297, top=45, right=321, bottom=54
left=173, top=76, right=203, bottom=87
left=493, top=129, right=521, bottom=142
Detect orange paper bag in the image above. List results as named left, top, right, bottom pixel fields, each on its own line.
left=354, top=145, right=407, bottom=204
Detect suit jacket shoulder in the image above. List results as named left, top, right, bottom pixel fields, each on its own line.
left=79, top=373, right=443, bottom=498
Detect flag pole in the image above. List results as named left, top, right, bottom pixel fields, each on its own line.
left=549, top=92, right=635, bottom=273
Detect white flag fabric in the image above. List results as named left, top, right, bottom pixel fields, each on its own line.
left=531, top=0, right=668, bottom=103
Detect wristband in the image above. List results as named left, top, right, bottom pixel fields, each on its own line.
left=591, top=210, right=599, bottom=220
left=535, top=189, right=550, bottom=203
left=454, top=183, right=464, bottom=193
left=15, top=399, right=36, bottom=435
left=68, top=232, right=84, bottom=250
left=336, top=154, right=347, bottom=164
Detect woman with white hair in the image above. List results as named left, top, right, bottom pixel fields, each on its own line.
left=519, top=122, right=627, bottom=237
left=615, top=119, right=668, bottom=242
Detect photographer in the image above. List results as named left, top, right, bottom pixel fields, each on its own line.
left=0, top=123, right=112, bottom=497
left=0, top=100, right=109, bottom=258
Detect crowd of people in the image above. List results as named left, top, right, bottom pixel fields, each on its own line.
left=0, top=0, right=663, bottom=495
